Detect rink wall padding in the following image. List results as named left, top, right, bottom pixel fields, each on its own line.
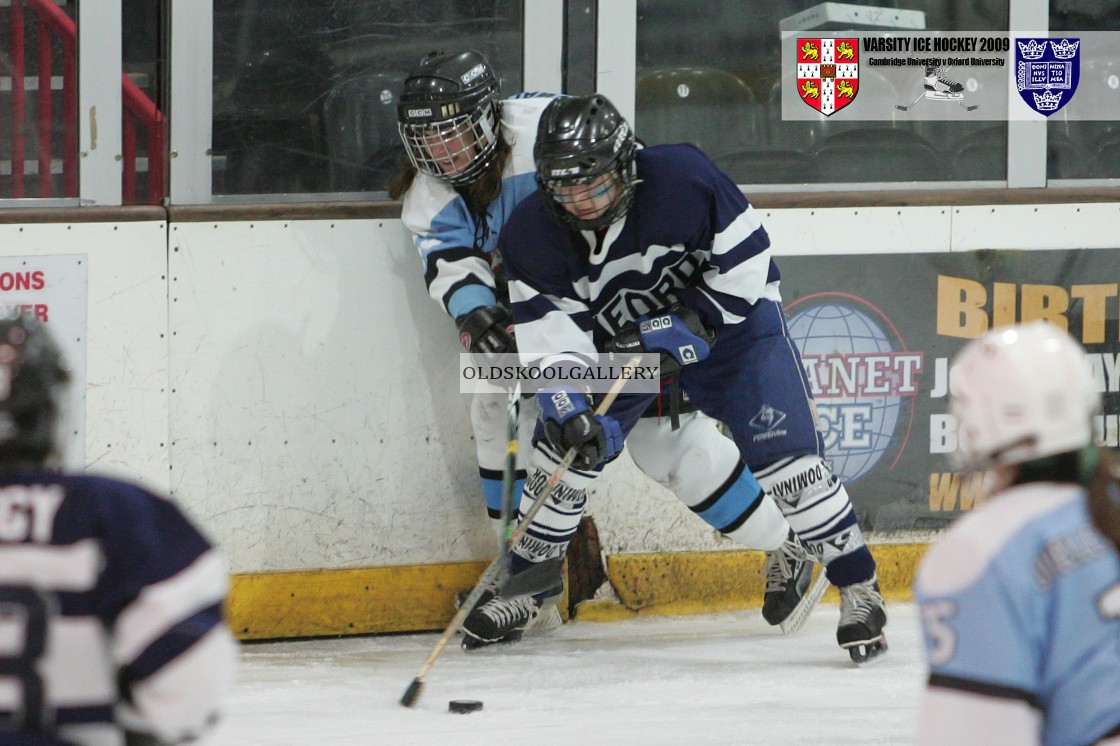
left=227, top=542, right=926, bottom=640
left=1, top=197, right=1118, bottom=641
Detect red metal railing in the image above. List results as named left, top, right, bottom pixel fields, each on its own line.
left=121, top=73, right=165, bottom=204
left=8, top=0, right=166, bottom=203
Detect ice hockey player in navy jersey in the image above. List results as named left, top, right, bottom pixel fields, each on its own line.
left=462, top=93, right=885, bottom=662
left=916, top=321, right=1120, bottom=746
left=392, top=54, right=817, bottom=635
left=0, top=314, right=236, bottom=746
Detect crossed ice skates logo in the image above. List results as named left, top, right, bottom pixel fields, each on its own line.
left=897, top=65, right=979, bottom=112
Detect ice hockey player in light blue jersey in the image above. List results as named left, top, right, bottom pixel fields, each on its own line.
left=392, top=54, right=819, bottom=641
left=0, top=314, right=235, bottom=746
left=915, top=321, right=1120, bottom=746
left=391, top=50, right=559, bottom=538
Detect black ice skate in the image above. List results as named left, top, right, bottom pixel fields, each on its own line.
left=923, top=65, right=964, bottom=99
left=461, top=583, right=563, bottom=651
left=837, top=576, right=888, bottom=664
left=762, top=529, right=826, bottom=633
left=454, top=575, right=502, bottom=612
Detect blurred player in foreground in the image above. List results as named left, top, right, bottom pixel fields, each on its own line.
left=915, top=321, right=1120, bottom=745
left=464, top=93, right=884, bottom=662
left=0, top=314, right=236, bottom=746
left=391, top=53, right=817, bottom=635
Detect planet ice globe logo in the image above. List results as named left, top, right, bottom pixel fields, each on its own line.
left=786, top=294, right=923, bottom=483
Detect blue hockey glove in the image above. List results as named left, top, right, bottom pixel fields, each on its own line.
left=537, top=385, right=623, bottom=469
left=606, top=306, right=715, bottom=376
left=456, top=305, right=516, bottom=359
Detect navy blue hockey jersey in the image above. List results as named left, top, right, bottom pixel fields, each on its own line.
left=497, top=144, right=782, bottom=368
left=0, top=474, right=235, bottom=746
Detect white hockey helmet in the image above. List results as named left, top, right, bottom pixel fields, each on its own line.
left=949, top=321, right=1099, bottom=472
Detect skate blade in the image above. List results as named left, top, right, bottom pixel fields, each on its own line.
left=461, top=630, right=524, bottom=652
left=778, top=569, right=830, bottom=635
left=843, top=635, right=888, bottom=664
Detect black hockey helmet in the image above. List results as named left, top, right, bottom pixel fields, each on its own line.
left=0, top=313, right=69, bottom=468
left=534, top=94, right=637, bottom=231
left=396, top=50, right=501, bottom=186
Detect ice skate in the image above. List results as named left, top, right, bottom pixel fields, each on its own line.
left=923, top=65, right=964, bottom=101
left=837, top=575, right=888, bottom=664
left=897, top=66, right=978, bottom=111
left=456, top=558, right=565, bottom=633
left=454, top=574, right=503, bottom=612
left=762, top=529, right=825, bottom=633
left=461, top=583, right=563, bottom=650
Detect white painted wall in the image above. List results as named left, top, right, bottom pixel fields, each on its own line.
left=0, top=203, right=1113, bottom=573
left=0, top=221, right=169, bottom=490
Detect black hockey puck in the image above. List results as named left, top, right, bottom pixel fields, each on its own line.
left=449, top=699, right=483, bottom=714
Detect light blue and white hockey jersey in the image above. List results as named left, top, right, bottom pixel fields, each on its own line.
left=400, top=93, right=558, bottom=320
left=915, top=482, right=1120, bottom=746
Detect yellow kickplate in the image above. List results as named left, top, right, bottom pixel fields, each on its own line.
left=227, top=544, right=929, bottom=640
left=228, top=561, right=487, bottom=640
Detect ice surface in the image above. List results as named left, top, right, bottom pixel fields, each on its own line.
left=207, top=602, right=924, bottom=745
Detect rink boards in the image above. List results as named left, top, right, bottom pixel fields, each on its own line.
left=0, top=197, right=1117, bottom=639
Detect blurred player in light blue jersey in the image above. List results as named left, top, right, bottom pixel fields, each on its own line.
left=916, top=321, right=1120, bottom=746
left=390, top=54, right=815, bottom=642
left=471, top=93, right=884, bottom=661
left=0, top=314, right=236, bottom=746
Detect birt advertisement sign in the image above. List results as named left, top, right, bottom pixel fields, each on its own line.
left=779, top=249, right=1120, bottom=533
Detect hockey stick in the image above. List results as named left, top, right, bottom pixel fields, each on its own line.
left=498, top=383, right=521, bottom=550
left=400, top=356, right=641, bottom=708
left=778, top=565, right=830, bottom=635
left=895, top=90, right=925, bottom=112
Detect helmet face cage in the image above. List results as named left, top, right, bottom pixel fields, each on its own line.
left=398, top=102, right=499, bottom=186
left=948, top=321, right=1100, bottom=473
left=534, top=96, right=637, bottom=231
left=397, top=51, right=501, bottom=187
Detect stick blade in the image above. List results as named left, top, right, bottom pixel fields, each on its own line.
left=400, top=678, right=424, bottom=708
left=498, top=556, right=565, bottom=598
left=778, top=567, right=830, bottom=635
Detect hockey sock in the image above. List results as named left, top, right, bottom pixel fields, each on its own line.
left=693, top=462, right=788, bottom=551
left=509, top=444, right=598, bottom=570
left=481, top=471, right=526, bottom=540
left=627, top=413, right=786, bottom=549
left=756, top=455, right=876, bottom=582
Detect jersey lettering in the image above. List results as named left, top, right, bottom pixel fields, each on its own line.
left=0, top=586, right=52, bottom=730
left=0, top=485, right=64, bottom=543
left=920, top=598, right=959, bottom=666
left=598, top=251, right=702, bottom=336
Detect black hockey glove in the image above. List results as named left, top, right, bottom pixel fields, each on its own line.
left=456, top=305, right=516, bottom=359
left=606, top=305, right=715, bottom=376
left=537, top=385, right=623, bottom=470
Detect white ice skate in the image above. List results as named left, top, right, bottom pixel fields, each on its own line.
left=897, top=66, right=978, bottom=112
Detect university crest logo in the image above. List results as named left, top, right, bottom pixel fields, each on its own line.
left=1014, top=37, right=1080, bottom=116
left=796, top=38, right=859, bottom=116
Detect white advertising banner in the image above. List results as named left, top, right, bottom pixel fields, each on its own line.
left=0, top=254, right=88, bottom=468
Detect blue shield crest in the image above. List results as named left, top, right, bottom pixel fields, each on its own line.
left=1014, top=37, right=1080, bottom=116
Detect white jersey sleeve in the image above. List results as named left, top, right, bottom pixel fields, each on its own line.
left=399, top=94, right=558, bottom=320
left=0, top=475, right=236, bottom=746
